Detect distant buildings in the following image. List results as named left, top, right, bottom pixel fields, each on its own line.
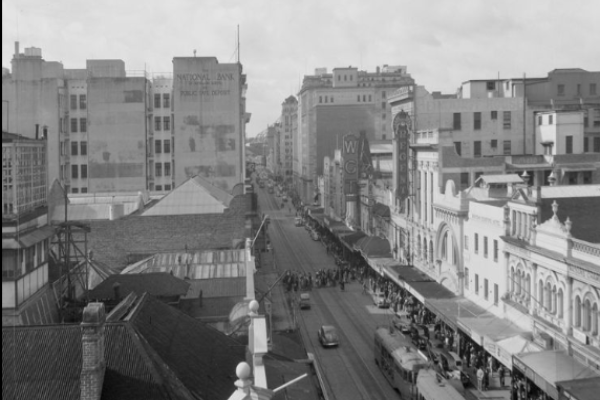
left=281, top=95, right=297, bottom=180
left=2, top=43, right=250, bottom=195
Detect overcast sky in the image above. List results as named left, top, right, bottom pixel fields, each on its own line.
left=3, top=0, right=599, bottom=137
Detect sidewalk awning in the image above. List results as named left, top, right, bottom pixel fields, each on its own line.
left=2, top=225, right=56, bottom=249
left=425, top=297, right=490, bottom=331
left=354, top=236, right=392, bottom=258
left=372, top=202, right=390, bottom=219
left=385, top=265, right=456, bottom=303
left=513, top=351, right=600, bottom=400
left=492, top=334, right=542, bottom=369
left=339, top=231, right=367, bottom=251
left=556, top=377, right=600, bottom=400
left=457, top=316, right=526, bottom=347
left=367, top=257, right=401, bottom=277
left=309, top=213, right=325, bottom=226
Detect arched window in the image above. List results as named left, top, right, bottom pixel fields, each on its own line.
left=526, top=274, right=531, bottom=301
left=510, top=267, right=515, bottom=293
left=557, top=288, right=564, bottom=318
left=423, top=239, right=427, bottom=260
left=574, top=296, right=581, bottom=327
left=417, top=235, right=422, bottom=259
left=545, top=282, right=551, bottom=310
left=592, top=302, right=598, bottom=336
left=583, top=299, right=591, bottom=331
left=429, top=240, right=434, bottom=263
left=539, top=280, right=544, bottom=309
left=441, top=232, right=448, bottom=260
left=452, top=240, right=458, bottom=266
left=516, top=272, right=522, bottom=295
left=512, top=210, right=517, bottom=235
left=552, top=285, right=557, bottom=314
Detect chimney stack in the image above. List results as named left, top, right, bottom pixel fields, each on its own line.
left=15, top=41, right=19, bottom=58
left=80, top=303, right=107, bottom=400
left=35, top=124, right=39, bottom=140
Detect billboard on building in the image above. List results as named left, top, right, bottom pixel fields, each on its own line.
left=393, top=111, right=411, bottom=203
left=342, top=134, right=359, bottom=201
left=173, top=57, right=242, bottom=192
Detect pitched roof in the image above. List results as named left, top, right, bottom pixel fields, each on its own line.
left=141, top=175, right=233, bottom=216
left=87, top=273, right=190, bottom=300
left=540, top=196, right=600, bottom=243
left=2, top=294, right=247, bottom=400
left=83, top=195, right=251, bottom=270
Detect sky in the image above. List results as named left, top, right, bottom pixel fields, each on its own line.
left=2, top=0, right=600, bottom=137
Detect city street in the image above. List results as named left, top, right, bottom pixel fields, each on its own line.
left=257, top=186, right=408, bottom=400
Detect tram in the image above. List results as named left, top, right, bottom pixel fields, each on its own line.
left=374, top=327, right=429, bottom=391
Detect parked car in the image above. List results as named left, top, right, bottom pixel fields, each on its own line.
left=372, top=292, right=390, bottom=308
left=310, top=230, right=319, bottom=241
left=318, top=325, right=339, bottom=347
left=294, top=217, right=303, bottom=226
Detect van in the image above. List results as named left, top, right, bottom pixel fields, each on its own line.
left=299, top=293, right=311, bottom=309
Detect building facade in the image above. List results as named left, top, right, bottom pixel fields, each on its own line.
left=281, top=95, right=297, bottom=181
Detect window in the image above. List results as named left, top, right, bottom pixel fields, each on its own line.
left=474, top=141, right=482, bottom=157
left=164, top=139, right=171, bottom=153
left=503, top=140, right=512, bottom=155
left=81, top=187, right=88, bottom=193
left=81, top=164, right=87, bottom=179
left=486, top=81, right=495, bottom=91
left=494, top=284, right=499, bottom=305
left=163, top=93, right=170, bottom=108
left=591, top=83, right=597, bottom=96
left=324, top=97, right=328, bottom=103
left=154, top=93, right=161, bottom=108
left=475, top=274, right=479, bottom=295
left=503, top=111, right=511, bottom=129
left=491, top=111, right=498, bottom=120
left=538, top=115, right=542, bottom=125
left=557, top=84, right=565, bottom=96
left=363, top=95, right=366, bottom=102
left=490, top=139, right=498, bottom=150
left=155, top=140, right=162, bottom=154
left=382, top=113, right=386, bottom=120
left=465, top=268, right=470, bottom=289
left=71, top=165, right=79, bottom=179
left=164, top=185, right=171, bottom=191
left=484, top=279, right=489, bottom=300
left=474, top=233, right=479, bottom=254
left=163, top=116, right=171, bottom=131
left=72, top=188, right=79, bottom=194
left=483, top=237, right=488, bottom=258
left=80, top=118, right=87, bottom=133
left=454, top=142, right=462, bottom=156
left=80, top=141, right=87, bottom=156
left=368, top=95, right=372, bottom=102
left=79, top=94, right=87, bottom=110
left=330, top=96, right=334, bottom=103
left=155, top=185, right=162, bottom=191
left=382, top=91, right=386, bottom=99
left=493, top=239, right=498, bottom=262
left=155, top=117, right=161, bottom=131
left=566, top=135, right=573, bottom=154
left=382, top=101, right=386, bottom=110
left=164, top=162, right=171, bottom=177
left=584, top=117, right=589, bottom=128
left=71, top=141, right=79, bottom=156
left=595, top=138, right=600, bottom=153
left=549, top=115, right=553, bottom=125
left=70, top=94, right=77, bottom=110
left=464, top=235, right=469, bottom=250
left=155, top=163, right=162, bottom=177
left=319, top=96, right=323, bottom=103
left=474, top=112, right=482, bottom=130
left=453, top=113, right=461, bottom=130
left=357, top=95, right=360, bottom=102
left=460, top=172, right=469, bottom=188
left=475, top=171, right=483, bottom=181
left=70, top=118, right=78, bottom=133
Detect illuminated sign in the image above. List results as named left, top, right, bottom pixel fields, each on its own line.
left=393, top=111, right=411, bottom=203
left=343, top=134, right=359, bottom=201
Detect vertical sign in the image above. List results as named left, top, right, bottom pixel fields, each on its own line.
left=393, top=111, right=411, bottom=202
left=342, top=134, right=359, bottom=201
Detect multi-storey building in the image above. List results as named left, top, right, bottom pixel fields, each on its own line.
left=172, top=56, right=249, bottom=192
left=281, top=95, right=297, bottom=181
left=296, top=65, right=414, bottom=202
left=2, top=132, right=57, bottom=325
left=2, top=45, right=250, bottom=195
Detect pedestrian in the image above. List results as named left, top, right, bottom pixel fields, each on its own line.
left=483, top=368, right=489, bottom=391
left=362, top=280, right=367, bottom=295
left=498, top=365, right=505, bottom=387
left=476, top=367, right=484, bottom=391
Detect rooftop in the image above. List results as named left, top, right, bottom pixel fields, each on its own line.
left=87, top=273, right=190, bottom=301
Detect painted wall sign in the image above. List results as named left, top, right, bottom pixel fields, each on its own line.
left=393, top=111, right=410, bottom=203
left=343, top=134, right=359, bottom=201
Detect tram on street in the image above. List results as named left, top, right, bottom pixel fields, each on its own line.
left=374, top=327, right=429, bottom=391
left=416, top=368, right=466, bottom=400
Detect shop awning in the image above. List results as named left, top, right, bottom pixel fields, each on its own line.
left=372, top=202, right=391, bottom=219
left=492, top=334, right=542, bottom=369
left=408, top=282, right=455, bottom=304
left=457, top=316, right=525, bottom=347
left=384, top=265, right=455, bottom=303
left=354, top=236, right=392, bottom=258
left=513, top=351, right=600, bottom=400
left=2, top=225, right=56, bottom=249
left=339, top=231, right=367, bottom=251
left=558, top=163, right=597, bottom=172
left=417, top=369, right=465, bottom=400
left=556, top=377, right=600, bottom=400
left=425, top=297, right=490, bottom=331
left=309, top=213, right=325, bottom=226
left=506, top=163, right=552, bottom=171
left=367, top=257, right=402, bottom=277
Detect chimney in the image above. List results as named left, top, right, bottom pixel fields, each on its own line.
left=80, top=303, right=107, bottom=400
left=35, top=124, right=39, bottom=140
left=15, top=41, right=19, bottom=58
left=112, top=282, right=121, bottom=301
left=42, top=126, right=48, bottom=140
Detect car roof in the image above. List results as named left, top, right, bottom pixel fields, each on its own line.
left=322, top=325, right=336, bottom=332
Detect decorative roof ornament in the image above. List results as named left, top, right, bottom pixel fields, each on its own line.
left=551, top=200, right=559, bottom=219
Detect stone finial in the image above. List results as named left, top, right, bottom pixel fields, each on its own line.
left=565, top=217, right=572, bottom=233
left=233, top=362, right=252, bottom=394
left=551, top=200, right=559, bottom=218
left=249, top=300, right=259, bottom=316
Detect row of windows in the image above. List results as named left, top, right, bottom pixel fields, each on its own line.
left=454, top=140, right=511, bottom=157
left=465, top=268, right=500, bottom=305
left=473, top=234, right=499, bottom=261
left=453, top=111, right=510, bottom=130
left=154, top=93, right=171, bottom=108
left=71, top=164, right=88, bottom=179
left=71, top=187, right=88, bottom=194
left=584, top=137, right=600, bottom=153
left=71, top=141, right=88, bottom=156
left=154, top=184, right=172, bottom=191
left=557, top=83, right=597, bottom=96
left=538, top=113, right=600, bottom=128
left=154, top=139, right=171, bottom=154
left=70, top=118, right=87, bottom=133
left=155, top=162, right=172, bottom=177
left=317, top=94, right=379, bottom=104
left=154, top=116, right=171, bottom=131
left=70, top=94, right=87, bottom=110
